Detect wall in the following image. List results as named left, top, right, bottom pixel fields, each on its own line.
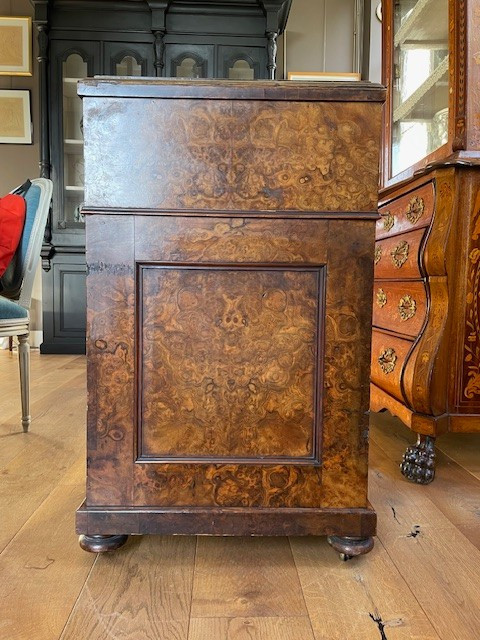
left=283, top=0, right=357, bottom=76
left=0, top=0, right=383, bottom=348
left=369, top=0, right=382, bottom=83
left=0, top=0, right=42, bottom=347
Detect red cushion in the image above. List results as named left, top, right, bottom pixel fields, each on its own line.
left=0, top=194, right=26, bottom=277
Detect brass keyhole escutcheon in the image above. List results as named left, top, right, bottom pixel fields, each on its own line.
left=398, top=294, right=416, bottom=321
left=378, top=347, right=397, bottom=374
left=391, top=240, right=409, bottom=268
left=376, top=289, right=387, bottom=308
left=406, top=196, right=425, bottom=224
left=381, top=211, right=395, bottom=232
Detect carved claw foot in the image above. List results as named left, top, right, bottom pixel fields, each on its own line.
left=400, top=434, right=436, bottom=484
left=79, top=534, right=129, bottom=553
left=327, top=535, right=374, bottom=561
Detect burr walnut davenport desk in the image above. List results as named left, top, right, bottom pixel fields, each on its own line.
left=76, top=78, right=385, bottom=558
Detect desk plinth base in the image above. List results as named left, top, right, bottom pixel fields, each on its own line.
left=76, top=502, right=376, bottom=558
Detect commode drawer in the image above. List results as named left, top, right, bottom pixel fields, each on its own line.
left=377, top=182, right=434, bottom=240
left=372, top=280, right=427, bottom=338
left=370, top=329, right=414, bottom=402
left=374, top=227, right=425, bottom=280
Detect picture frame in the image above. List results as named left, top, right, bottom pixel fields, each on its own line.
left=0, top=90, right=32, bottom=144
left=287, top=71, right=361, bottom=82
left=0, top=16, right=32, bottom=76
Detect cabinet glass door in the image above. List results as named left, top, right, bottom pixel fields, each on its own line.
left=391, top=0, right=449, bottom=177
left=62, top=53, right=87, bottom=226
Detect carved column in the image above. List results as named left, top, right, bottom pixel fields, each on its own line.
left=153, top=29, right=166, bottom=77
left=32, top=2, right=54, bottom=260
left=35, top=21, right=50, bottom=179
left=266, top=31, right=278, bottom=80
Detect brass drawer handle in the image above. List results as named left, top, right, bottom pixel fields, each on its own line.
left=374, top=245, right=382, bottom=265
left=376, top=288, right=387, bottom=307
left=378, top=348, right=397, bottom=374
left=391, top=240, right=409, bottom=268
left=398, top=294, right=416, bottom=321
left=406, top=196, right=425, bottom=224
left=381, top=211, right=395, bottom=232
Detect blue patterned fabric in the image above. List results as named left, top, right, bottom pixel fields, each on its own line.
left=0, top=184, right=41, bottom=298
left=0, top=296, right=28, bottom=319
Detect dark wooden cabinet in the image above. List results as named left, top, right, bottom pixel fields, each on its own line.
left=371, top=0, right=480, bottom=484
left=31, top=0, right=291, bottom=354
left=76, top=78, right=385, bottom=557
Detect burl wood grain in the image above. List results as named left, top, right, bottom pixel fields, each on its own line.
left=140, top=266, right=322, bottom=460
left=86, top=215, right=135, bottom=506
left=84, top=98, right=382, bottom=212
left=86, top=214, right=374, bottom=509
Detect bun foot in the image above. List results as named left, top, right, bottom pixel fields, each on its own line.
left=327, top=535, right=374, bottom=560
left=400, top=434, right=436, bottom=484
left=79, top=534, right=129, bottom=553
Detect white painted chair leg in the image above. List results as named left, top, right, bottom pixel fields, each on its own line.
left=18, top=333, right=31, bottom=432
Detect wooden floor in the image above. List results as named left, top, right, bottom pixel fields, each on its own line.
left=1, top=352, right=480, bottom=640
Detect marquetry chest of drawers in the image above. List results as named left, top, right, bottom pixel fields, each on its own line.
left=75, top=78, right=385, bottom=557
left=371, top=167, right=480, bottom=483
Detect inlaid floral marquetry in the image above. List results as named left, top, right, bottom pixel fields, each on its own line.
left=376, top=288, right=387, bottom=307
left=378, top=347, right=397, bottom=374
left=391, top=240, right=409, bottom=268
left=398, top=294, right=416, bottom=321
left=406, top=196, right=425, bottom=225
left=381, top=211, right=395, bottom=232
left=374, top=245, right=382, bottom=265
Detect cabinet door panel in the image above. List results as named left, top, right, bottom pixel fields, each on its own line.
left=104, top=42, right=154, bottom=77
left=139, top=264, right=323, bottom=462
left=53, top=261, right=86, bottom=337
left=50, top=40, right=101, bottom=242
left=165, top=44, right=215, bottom=78
left=218, top=45, right=267, bottom=79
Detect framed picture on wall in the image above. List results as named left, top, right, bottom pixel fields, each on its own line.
left=0, top=90, right=32, bottom=144
left=0, top=16, right=32, bottom=76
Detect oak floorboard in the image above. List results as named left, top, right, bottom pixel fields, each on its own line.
left=371, top=414, right=480, bottom=548
left=0, top=483, right=95, bottom=640
left=291, top=536, right=439, bottom=640
left=60, top=536, right=196, bottom=640
left=379, top=527, right=480, bottom=640
left=188, top=616, right=316, bottom=640
left=369, top=441, right=480, bottom=640
left=191, top=537, right=307, bottom=618
left=435, top=433, right=480, bottom=481
left=1, top=354, right=479, bottom=640
left=0, top=372, right=86, bottom=552
left=0, top=361, right=85, bottom=469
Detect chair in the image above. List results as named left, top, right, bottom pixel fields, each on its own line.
left=0, top=178, right=53, bottom=432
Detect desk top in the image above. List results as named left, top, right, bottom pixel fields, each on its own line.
left=78, top=77, right=386, bottom=103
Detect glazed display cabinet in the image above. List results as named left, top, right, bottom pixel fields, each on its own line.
left=31, top=0, right=291, bottom=354
left=371, top=0, right=480, bottom=483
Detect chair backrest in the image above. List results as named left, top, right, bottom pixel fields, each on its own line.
left=0, top=178, right=53, bottom=309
